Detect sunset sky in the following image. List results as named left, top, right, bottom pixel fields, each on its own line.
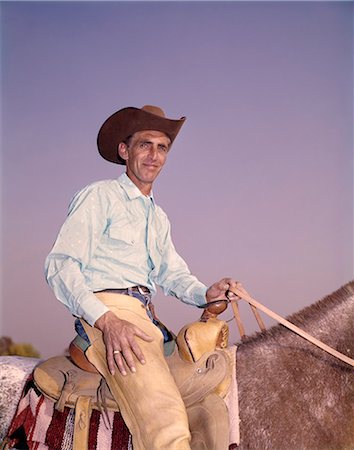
left=1, top=1, right=353, bottom=357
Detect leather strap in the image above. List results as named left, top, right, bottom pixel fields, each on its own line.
left=227, top=286, right=354, bottom=368
left=73, top=396, right=92, bottom=450
left=95, top=285, right=151, bottom=295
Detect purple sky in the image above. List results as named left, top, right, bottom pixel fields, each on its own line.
left=1, top=1, right=353, bottom=357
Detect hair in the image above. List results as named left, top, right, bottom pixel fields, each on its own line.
left=123, top=135, right=133, bottom=147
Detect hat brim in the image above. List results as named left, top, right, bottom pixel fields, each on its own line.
left=97, top=107, right=186, bottom=165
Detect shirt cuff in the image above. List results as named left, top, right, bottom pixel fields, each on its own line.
left=76, top=292, right=110, bottom=327
left=191, top=284, right=208, bottom=307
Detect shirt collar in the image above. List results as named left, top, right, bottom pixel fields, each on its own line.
left=118, top=172, right=155, bottom=204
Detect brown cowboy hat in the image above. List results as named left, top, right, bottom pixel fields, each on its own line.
left=97, top=105, right=186, bottom=165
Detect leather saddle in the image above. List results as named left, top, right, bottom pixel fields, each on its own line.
left=33, top=317, right=232, bottom=450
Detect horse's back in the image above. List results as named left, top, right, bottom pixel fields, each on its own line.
left=0, top=356, right=40, bottom=442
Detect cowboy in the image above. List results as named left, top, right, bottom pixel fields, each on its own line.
left=45, top=105, right=238, bottom=449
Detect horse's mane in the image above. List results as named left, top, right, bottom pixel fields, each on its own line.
left=238, top=280, right=354, bottom=345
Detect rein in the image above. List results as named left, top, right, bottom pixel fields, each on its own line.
left=205, top=287, right=354, bottom=368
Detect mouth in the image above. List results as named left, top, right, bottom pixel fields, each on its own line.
left=143, top=163, right=159, bottom=169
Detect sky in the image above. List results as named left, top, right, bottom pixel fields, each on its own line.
left=1, top=1, right=353, bottom=357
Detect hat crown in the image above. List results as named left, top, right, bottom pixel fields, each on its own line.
left=141, top=105, right=166, bottom=118
left=97, top=105, right=185, bottom=164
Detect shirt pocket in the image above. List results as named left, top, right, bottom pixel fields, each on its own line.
left=108, top=225, right=137, bottom=247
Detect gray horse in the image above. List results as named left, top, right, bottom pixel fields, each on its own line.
left=237, top=280, right=354, bottom=450
left=1, top=281, right=353, bottom=449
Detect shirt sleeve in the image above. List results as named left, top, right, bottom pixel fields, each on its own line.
left=44, top=184, right=110, bottom=326
left=154, top=215, right=208, bottom=307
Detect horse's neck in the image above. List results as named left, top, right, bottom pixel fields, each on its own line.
left=242, top=282, right=354, bottom=354
left=284, top=283, right=354, bottom=350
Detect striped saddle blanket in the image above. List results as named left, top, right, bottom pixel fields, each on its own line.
left=5, top=375, right=132, bottom=450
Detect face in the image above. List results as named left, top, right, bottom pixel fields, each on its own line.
left=118, top=130, right=171, bottom=195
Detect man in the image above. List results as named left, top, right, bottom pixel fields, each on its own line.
left=45, top=105, right=238, bottom=449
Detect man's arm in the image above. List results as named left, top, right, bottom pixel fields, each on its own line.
left=45, top=183, right=152, bottom=376
left=154, top=214, right=239, bottom=307
left=45, top=184, right=111, bottom=325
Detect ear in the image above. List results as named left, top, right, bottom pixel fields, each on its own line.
left=118, top=142, right=129, bottom=161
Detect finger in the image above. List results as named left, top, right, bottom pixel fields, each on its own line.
left=115, top=331, right=150, bottom=374
left=223, top=277, right=240, bottom=289
left=113, top=350, right=128, bottom=376
left=223, top=278, right=240, bottom=291
left=221, top=279, right=231, bottom=290
left=106, top=343, right=118, bottom=376
left=227, top=282, right=245, bottom=300
left=129, top=327, right=154, bottom=365
left=133, top=327, right=153, bottom=342
left=120, top=346, right=137, bottom=373
left=129, top=337, right=147, bottom=365
left=226, top=290, right=238, bottom=300
left=217, top=278, right=234, bottom=297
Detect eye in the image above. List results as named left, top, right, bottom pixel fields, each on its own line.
left=139, top=141, right=151, bottom=150
left=158, top=144, right=168, bottom=153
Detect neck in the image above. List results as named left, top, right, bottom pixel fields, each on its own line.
left=241, top=282, right=354, bottom=352
left=125, top=172, right=152, bottom=196
left=287, top=283, right=354, bottom=346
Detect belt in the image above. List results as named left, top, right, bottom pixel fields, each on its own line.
left=95, top=285, right=151, bottom=296
left=95, top=285, right=154, bottom=317
left=92, top=286, right=175, bottom=352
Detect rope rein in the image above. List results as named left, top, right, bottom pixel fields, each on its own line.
left=224, top=287, right=354, bottom=368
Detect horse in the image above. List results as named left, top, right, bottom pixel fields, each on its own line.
left=1, top=280, right=353, bottom=449
left=236, top=280, right=354, bottom=450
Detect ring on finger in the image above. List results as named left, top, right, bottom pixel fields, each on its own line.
left=113, top=350, right=121, bottom=355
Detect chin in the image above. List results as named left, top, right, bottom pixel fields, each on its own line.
left=143, top=168, right=161, bottom=179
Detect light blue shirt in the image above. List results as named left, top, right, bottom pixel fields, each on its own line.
left=45, top=173, right=207, bottom=326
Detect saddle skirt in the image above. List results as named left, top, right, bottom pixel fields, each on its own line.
left=33, top=355, right=118, bottom=413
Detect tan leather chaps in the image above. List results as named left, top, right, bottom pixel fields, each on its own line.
left=34, top=292, right=231, bottom=450
left=82, top=292, right=192, bottom=450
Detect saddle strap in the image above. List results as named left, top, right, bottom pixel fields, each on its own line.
left=73, top=396, right=92, bottom=450
left=55, top=369, right=76, bottom=412
left=228, top=286, right=354, bottom=368
left=166, top=349, right=232, bottom=408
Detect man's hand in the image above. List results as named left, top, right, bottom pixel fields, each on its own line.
left=94, top=311, right=153, bottom=376
left=206, top=277, right=240, bottom=303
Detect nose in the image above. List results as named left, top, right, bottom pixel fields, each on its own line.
left=148, top=146, right=158, bottom=160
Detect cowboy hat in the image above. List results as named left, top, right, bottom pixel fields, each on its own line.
left=97, top=105, right=186, bottom=165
